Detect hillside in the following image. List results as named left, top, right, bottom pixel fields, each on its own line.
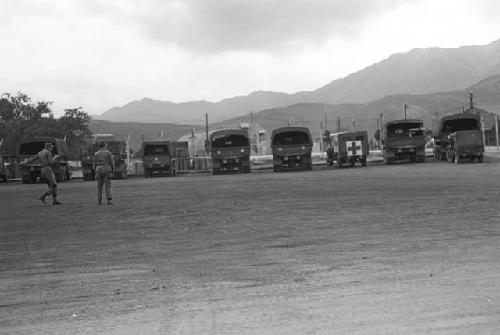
left=97, top=39, right=500, bottom=124
left=213, top=75, right=500, bottom=140
left=89, top=120, right=199, bottom=152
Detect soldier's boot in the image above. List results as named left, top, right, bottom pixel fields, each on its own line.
left=107, top=198, right=112, bottom=205
left=52, top=197, right=62, bottom=205
left=39, top=194, right=47, bottom=205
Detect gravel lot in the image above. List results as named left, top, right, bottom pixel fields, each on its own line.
left=1, top=159, right=500, bottom=334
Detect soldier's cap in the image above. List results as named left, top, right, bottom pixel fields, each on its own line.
left=44, top=142, right=53, bottom=149
left=99, top=141, right=106, bottom=148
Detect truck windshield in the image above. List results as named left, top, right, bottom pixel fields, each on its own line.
left=441, top=118, right=479, bottom=133
left=386, top=123, right=423, bottom=138
left=211, top=134, right=249, bottom=148
left=144, top=145, right=170, bottom=155
left=19, top=142, right=56, bottom=155
left=107, top=142, right=122, bottom=154
left=272, top=131, right=310, bottom=146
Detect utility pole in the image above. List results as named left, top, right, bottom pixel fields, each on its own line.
left=205, top=113, right=209, bottom=157
left=320, top=122, right=323, bottom=152
left=337, top=117, right=341, bottom=133
left=495, top=114, right=499, bottom=154
left=404, top=104, right=407, bottom=119
left=470, top=92, right=474, bottom=110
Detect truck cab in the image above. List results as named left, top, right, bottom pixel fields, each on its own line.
left=141, top=141, right=176, bottom=177
left=327, top=131, right=369, bottom=168
left=383, top=119, right=426, bottom=164
left=434, top=113, right=483, bottom=163
left=271, top=127, right=313, bottom=172
left=210, top=129, right=251, bottom=175
left=81, top=140, right=128, bottom=180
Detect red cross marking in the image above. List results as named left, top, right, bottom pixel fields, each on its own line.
left=347, top=141, right=361, bottom=156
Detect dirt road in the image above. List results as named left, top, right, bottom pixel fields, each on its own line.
left=1, top=160, right=500, bottom=334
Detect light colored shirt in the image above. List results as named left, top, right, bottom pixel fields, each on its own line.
left=94, top=148, right=115, bottom=172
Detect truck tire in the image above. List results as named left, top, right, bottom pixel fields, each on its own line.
left=446, top=150, right=454, bottom=163
left=22, top=174, right=31, bottom=184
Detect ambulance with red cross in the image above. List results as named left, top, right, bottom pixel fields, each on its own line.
left=326, top=131, right=369, bottom=168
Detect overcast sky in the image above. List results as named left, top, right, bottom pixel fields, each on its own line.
left=1, top=0, right=499, bottom=116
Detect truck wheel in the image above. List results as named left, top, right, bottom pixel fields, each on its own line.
left=446, top=150, right=454, bottom=163
left=22, top=174, right=30, bottom=184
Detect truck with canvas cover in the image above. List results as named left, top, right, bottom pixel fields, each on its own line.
left=326, top=131, right=369, bottom=168
left=0, top=156, right=8, bottom=182
left=383, top=119, right=426, bottom=164
left=210, top=129, right=251, bottom=175
left=17, top=137, right=71, bottom=184
left=141, top=141, right=176, bottom=177
left=271, top=127, right=313, bottom=172
left=434, top=113, right=484, bottom=163
left=81, top=140, right=128, bottom=180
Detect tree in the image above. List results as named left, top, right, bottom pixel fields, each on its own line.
left=58, top=107, right=92, bottom=142
left=0, top=92, right=92, bottom=157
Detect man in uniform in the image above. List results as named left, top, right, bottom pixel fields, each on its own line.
left=94, top=142, right=115, bottom=205
left=21, top=142, right=62, bottom=205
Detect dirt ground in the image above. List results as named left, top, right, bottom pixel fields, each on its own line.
left=1, top=159, right=500, bottom=334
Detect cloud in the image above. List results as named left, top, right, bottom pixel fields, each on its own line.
left=79, top=0, right=407, bottom=53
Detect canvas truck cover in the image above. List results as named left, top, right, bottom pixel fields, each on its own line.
left=210, top=129, right=250, bottom=159
left=438, top=114, right=480, bottom=137
left=271, top=127, right=312, bottom=147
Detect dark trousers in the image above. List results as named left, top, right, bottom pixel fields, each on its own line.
left=96, top=168, right=112, bottom=202
left=41, top=166, right=57, bottom=200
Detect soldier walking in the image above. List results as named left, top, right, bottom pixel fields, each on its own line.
left=21, top=142, right=62, bottom=205
left=94, top=142, right=115, bottom=205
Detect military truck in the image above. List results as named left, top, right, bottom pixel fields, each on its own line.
left=326, top=131, right=369, bottom=168
left=434, top=113, right=484, bottom=163
left=141, top=141, right=176, bottom=177
left=271, top=127, right=313, bottom=172
left=210, top=129, right=251, bottom=175
left=383, top=119, right=426, bottom=164
left=0, top=156, right=8, bottom=182
left=81, top=140, right=128, bottom=180
left=17, top=137, right=71, bottom=184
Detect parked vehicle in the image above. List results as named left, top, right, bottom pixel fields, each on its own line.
left=326, top=131, right=369, bottom=168
left=0, top=156, right=8, bottom=182
left=383, top=119, right=426, bottom=164
left=172, top=141, right=190, bottom=171
left=434, top=113, right=484, bottom=163
left=17, top=137, right=71, bottom=184
left=81, top=140, right=128, bottom=180
left=210, top=129, right=251, bottom=175
left=271, top=127, right=313, bottom=172
left=141, top=141, right=176, bottom=177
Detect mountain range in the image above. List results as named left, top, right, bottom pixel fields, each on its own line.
left=96, top=38, right=500, bottom=124
left=91, top=74, right=500, bottom=151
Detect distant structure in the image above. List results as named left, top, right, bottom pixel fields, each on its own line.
left=177, top=123, right=268, bottom=157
